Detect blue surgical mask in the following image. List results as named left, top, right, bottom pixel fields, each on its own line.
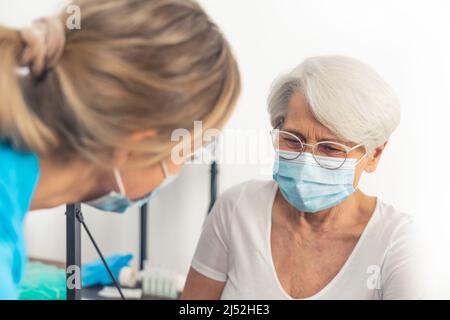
left=273, top=150, right=366, bottom=213
left=86, top=161, right=177, bottom=213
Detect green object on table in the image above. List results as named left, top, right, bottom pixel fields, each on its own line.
left=19, top=262, right=67, bottom=300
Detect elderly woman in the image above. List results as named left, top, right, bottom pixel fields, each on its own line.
left=182, top=56, right=425, bottom=300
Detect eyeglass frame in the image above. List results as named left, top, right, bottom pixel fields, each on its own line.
left=270, top=128, right=367, bottom=170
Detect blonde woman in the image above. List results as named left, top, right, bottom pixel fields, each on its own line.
left=0, top=0, right=240, bottom=299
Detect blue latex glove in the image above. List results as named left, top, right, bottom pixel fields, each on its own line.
left=82, top=254, right=133, bottom=287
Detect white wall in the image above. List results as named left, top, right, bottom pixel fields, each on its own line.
left=2, top=0, right=450, bottom=297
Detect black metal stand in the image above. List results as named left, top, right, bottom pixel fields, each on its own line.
left=208, top=161, right=218, bottom=214
left=66, top=204, right=82, bottom=300
left=139, top=204, right=148, bottom=270
left=76, top=209, right=125, bottom=300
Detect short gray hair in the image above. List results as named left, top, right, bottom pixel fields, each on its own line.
left=267, top=56, right=401, bottom=152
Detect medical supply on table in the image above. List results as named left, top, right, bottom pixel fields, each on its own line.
left=19, top=262, right=66, bottom=300
left=119, top=263, right=185, bottom=299
left=98, top=286, right=143, bottom=299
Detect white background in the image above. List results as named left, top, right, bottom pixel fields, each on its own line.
left=1, top=0, right=450, bottom=298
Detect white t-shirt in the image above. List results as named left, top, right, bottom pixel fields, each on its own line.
left=191, top=180, right=427, bottom=300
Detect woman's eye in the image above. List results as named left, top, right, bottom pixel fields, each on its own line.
left=319, top=145, right=344, bottom=153
left=283, top=138, right=302, bottom=146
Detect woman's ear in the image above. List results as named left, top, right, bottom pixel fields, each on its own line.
left=114, top=129, right=157, bottom=167
left=364, top=141, right=388, bottom=173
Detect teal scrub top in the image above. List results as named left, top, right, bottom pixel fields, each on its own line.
left=0, top=142, right=40, bottom=299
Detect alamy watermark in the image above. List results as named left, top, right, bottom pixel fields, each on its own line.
left=171, top=121, right=276, bottom=176
left=366, top=265, right=381, bottom=290
left=65, top=5, right=81, bottom=30
left=66, top=265, right=81, bottom=290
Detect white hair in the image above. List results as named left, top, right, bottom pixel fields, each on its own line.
left=267, top=56, right=401, bottom=153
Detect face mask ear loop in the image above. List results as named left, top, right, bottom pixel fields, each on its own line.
left=161, top=161, right=170, bottom=178
left=355, top=152, right=368, bottom=166
left=354, top=150, right=369, bottom=190
left=354, top=143, right=369, bottom=167
left=113, top=168, right=127, bottom=196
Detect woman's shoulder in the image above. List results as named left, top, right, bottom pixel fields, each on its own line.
left=0, top=142, right=39, bottom=178
left=0, top=142, right=40, bottom=214
left=0, top=142, right=39, bottom=300
left=371, top=199, right=418, bottom=245
left=376, top=200, right=414, bottom=227
left=372, top=200, right=429, bottom=298
left=210, top=179, right=277, bottom=221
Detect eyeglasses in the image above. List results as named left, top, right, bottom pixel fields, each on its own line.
left=270, top=129, right=365, bottom=170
